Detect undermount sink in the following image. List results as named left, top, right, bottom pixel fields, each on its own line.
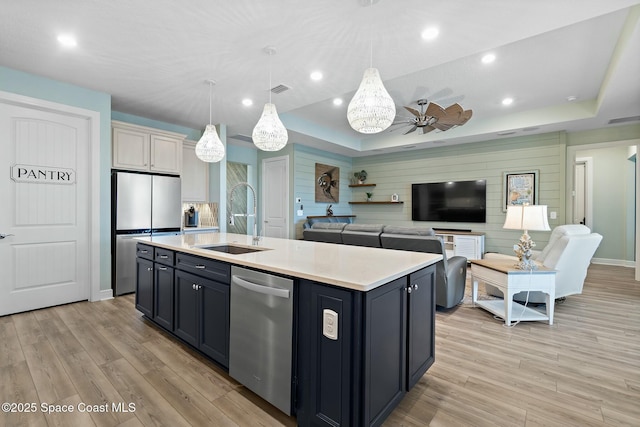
left=198, top=244, right=267, bottom=255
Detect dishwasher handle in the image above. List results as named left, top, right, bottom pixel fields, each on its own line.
left=232, top=275, right=290, bottom=299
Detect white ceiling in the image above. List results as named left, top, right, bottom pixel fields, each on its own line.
left=2, top=0, right=639, bottom=156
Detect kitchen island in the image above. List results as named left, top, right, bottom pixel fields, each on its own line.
left=135, top=232, right=441, bottom=427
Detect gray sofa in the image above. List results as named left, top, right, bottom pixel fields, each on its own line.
left=303, top=224, right=467, bottom=309
left=303, top=216, right=354, bottom=229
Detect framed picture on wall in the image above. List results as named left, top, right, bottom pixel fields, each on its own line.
left=503, top=170, right=539, bottom=211
left=315, top=163, right=340, bottom=203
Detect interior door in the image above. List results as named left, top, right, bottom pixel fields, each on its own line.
left=262, top=156, right=289, bottom=239
left=0, top=102, right=90, bottom=315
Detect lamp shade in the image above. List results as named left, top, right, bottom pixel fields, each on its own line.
left=347, top=67, right=396, bottom=134
left=503, top=205, right=551, bottom=231
left=252, top=103, right=288, bottom=151
left=195, top=124, right=225, bottom=162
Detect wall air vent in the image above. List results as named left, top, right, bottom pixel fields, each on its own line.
left=271, top=84, right=291, bottom=94
left=229, top=134, right=253, bottom=143
left=608, top=116, right=640, bottom=125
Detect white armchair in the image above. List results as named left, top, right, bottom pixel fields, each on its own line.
left=485, top=224, right=603, bottom=303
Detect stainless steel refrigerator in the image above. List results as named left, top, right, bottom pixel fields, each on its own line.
left=112, top=171, right=182, bottom=295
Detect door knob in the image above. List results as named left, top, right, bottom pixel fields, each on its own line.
left=0, top=233, right=15, bottom=239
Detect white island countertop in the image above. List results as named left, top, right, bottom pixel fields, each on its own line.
left=136, top=232, right=442, bottom=291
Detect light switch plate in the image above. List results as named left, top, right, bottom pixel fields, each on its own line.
left=296, top=197, right=301, bottom=203
left=322, top=309, right=338, bottom=340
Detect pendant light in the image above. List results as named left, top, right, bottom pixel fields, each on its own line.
left=195, top=80, right=225, bottom=163
left=252, top=47, right=288, bottom=151
left=347, top=0, right=396, bottom=134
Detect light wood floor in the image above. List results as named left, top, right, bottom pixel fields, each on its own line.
left=1, top=264, right=638, bottom=426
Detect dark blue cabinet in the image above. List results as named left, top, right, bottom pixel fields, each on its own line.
left=297, top=264, right=436, bottom=427
left=135, top=257, right=153, bottom=318
left=174, top=269, right=230, bottom=368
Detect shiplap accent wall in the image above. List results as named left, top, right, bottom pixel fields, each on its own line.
left=293, top=145, right=353, bottom=239
left=352, top=132, right=566, bottom=255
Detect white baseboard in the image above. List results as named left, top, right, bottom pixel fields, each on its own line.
left=97, top=289, right=114, bottom=301
left=592, top=258, right=635, bottom=268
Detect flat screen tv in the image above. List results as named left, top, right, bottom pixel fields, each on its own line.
left=412, top=180, right=486, bottom=223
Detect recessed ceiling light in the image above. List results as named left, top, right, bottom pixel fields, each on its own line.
left=421, top=27, right=439, bottom=41
left=502, top=97, right=514, bottom=106
left=310, top=71, right=323, bottom=81
left=57, top=34, right=77, bottom=48
left=333, top=98, right=343, bottom=106
left=481, top=53, right=496, bottom=64
left=566, top=95, right=578, bottom=102
left=242, top=98, right=253, bottom=106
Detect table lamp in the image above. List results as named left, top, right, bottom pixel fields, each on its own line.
left=503, top=204, right=551, bottom=270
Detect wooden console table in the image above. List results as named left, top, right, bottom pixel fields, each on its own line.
left=470, top=259, right=556, bottom=326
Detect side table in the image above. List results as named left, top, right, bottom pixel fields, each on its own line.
left=470, top=259, right=556, bottom=326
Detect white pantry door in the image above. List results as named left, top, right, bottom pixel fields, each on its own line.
left=0, top=102, right=91, bottom=315
left=262, top=156, right=289, bottom=239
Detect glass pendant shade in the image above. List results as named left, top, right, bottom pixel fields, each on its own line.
left=347, top=67, right=396, bottom=134
left=252, top=103, right=288, bottom=151
left=195, top=124, right=225, bottom=162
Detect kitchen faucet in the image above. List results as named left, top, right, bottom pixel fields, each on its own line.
left=228, top=182, right=260, bottom=244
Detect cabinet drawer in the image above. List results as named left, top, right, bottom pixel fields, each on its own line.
left=176, top=252, right=230, bottom=283
left=137, top=243, right=154, bottom=260
left=154, top=247, right=175, bottom=266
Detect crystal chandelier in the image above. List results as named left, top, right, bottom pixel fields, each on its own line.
left=195, top=80, right=225, bottom=162
left=252, top=47, right=288, bottom=151
left=347, top=1, right=396, bottom=134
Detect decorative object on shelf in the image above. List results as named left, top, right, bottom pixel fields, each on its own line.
left=347, top=0, right=395, bottom=134
left=195, top=80, right=225, bottom=163
left=315, top=163, right=340, bottom=203
left=390, top=98, right=473, bottom=135
left=353, top=170, right=368, bottom=184
left=503, top=170, right=539, bottom=212
left=366, top=192, right=373, bottom=201
left=326, top=204, right=333, bottom=216
left=252, top=47, right=288, bottom=151
left=503, top=204, right=551, bottom=270
left=391, top=193, right=399, bottom=202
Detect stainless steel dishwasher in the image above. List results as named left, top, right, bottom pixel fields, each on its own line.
left=229, top=266, right=294, bottom=414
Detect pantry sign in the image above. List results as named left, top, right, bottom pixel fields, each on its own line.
left=10, top=164, right=76, bottom=185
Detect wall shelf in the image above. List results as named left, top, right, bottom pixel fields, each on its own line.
left=349, top=183, right=376, bottom=187
left=349, top=201, right=404, bottom=205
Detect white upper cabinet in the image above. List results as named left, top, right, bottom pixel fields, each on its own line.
left=112, top=120, right=185, bottom=175
left=181, top=140, right=209, bottom=202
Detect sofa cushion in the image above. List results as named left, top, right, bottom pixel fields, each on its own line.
left=343, top=224, right=384, bottom=233
left=311, top=222, right=347, bottom=230
left=382, top=225, right=435, bottom=236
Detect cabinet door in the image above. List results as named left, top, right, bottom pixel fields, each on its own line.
left=296, top=280, right=358, bottom=427
left=199, top=279, right=230, bottom=367
left=135, top=258, right=154, bottom=317
left=454, top=235, right=480, bottom=260
left=364, top=277, right=407, bottom=427
left=174, top=270, right=199, bottom=347
left=112, top=126, right=150, bottom=171
left=150, top=134, right=182, bottom=174
left=154, top=264, right=174, bottom=331
left=407, top=265, right=435, bottom=389
left=181, top=141, right=209, bottom=202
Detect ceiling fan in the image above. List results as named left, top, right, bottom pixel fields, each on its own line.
left=391, top=99, right=473, bottom=135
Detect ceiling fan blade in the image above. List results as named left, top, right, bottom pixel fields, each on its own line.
left=404, top=106, right=422, bottom=118
left=425, top=102, right=446, bottom=119
left=422, top=125, right=436, bottom=134
left=432, top=122, right=454, bottom=131
left=403, top=125, right=418, bottom=135
left=445, top=103, right=464, bottom=116
left=458, top=109, right=473, bottom=125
